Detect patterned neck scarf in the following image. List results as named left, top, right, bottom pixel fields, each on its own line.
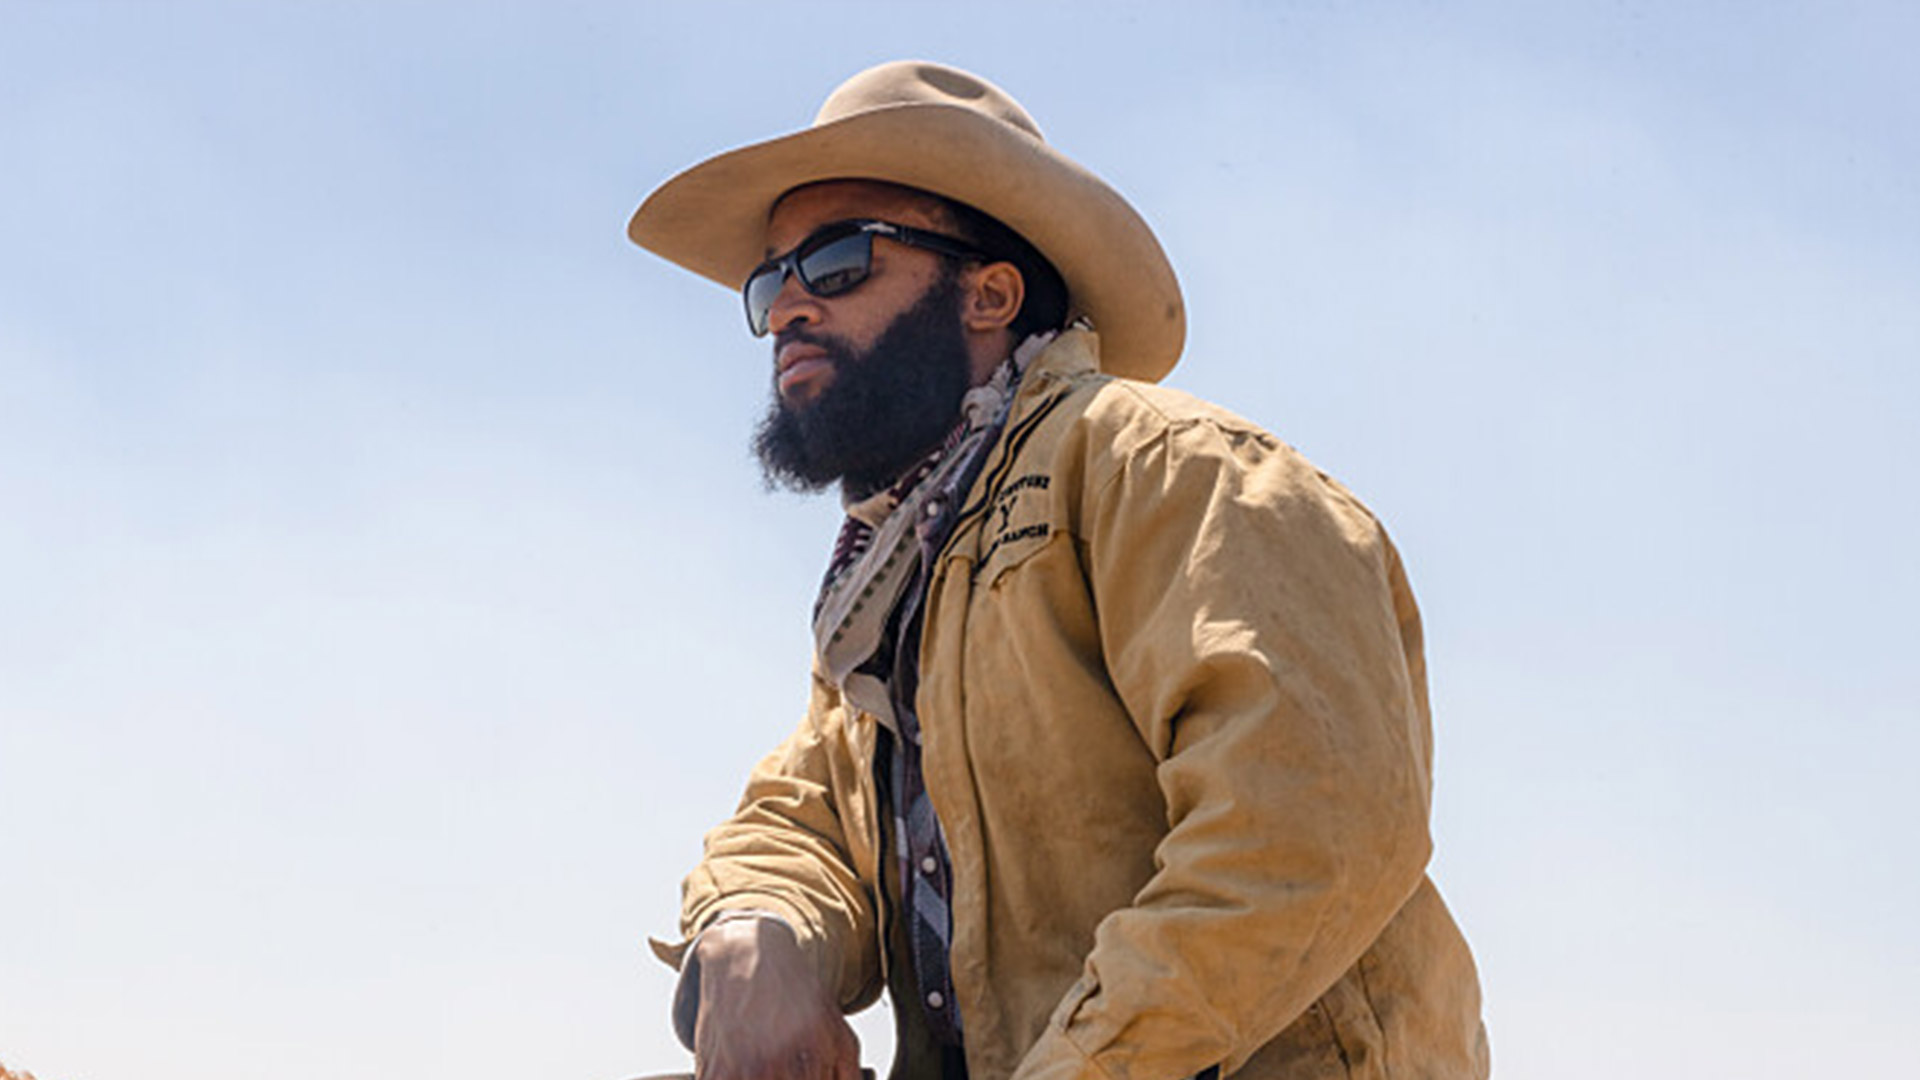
left=810, top=332, right=1051, bottom=727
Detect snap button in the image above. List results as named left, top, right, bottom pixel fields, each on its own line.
left=926, top=991, right=945, bottom=1009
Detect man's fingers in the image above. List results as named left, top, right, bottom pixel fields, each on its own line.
left=695, top=1029, right=855, bottom=1080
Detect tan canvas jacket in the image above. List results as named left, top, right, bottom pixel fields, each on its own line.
left=656, top=330, right=1490, bottom=1080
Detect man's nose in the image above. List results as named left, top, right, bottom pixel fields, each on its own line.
left=765, top=272, right=822, bottom=335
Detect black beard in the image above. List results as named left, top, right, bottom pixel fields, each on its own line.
left=752, top=272, right=972, bottom=497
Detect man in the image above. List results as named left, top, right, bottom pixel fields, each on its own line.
left=628, top=61, right=1489, bottom=1080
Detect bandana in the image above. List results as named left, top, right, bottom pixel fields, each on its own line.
left=810, top=332, right=1051, bottom=726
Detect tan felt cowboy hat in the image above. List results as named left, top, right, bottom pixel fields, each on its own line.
left=628, top=59, right=1185, bottom=382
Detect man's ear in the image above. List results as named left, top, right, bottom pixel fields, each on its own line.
left=962, top=261, right=1025, bottom=333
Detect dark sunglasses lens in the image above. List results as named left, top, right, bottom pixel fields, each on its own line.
left=740, top=229, right=876, bottom=337
left=797, top=232, right=873, bottom=296
left=743, top=264, right=785, bottom=336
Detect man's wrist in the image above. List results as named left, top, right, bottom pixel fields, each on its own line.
left=672, top=910, right=793, bottom=1049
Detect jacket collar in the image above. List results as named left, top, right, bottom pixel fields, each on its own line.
left=1025, top=325, right=1103, bottom=382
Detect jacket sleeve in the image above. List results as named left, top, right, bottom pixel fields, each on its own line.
left=1012, top=408, right=1436, bottom=1080
left=649, top=671, right=886, bottom=1021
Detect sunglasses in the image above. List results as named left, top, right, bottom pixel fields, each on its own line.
left=743, top=219, right=989, bottom=337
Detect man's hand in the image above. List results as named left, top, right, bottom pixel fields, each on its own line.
left=690, top=916, right=862, bottom=1080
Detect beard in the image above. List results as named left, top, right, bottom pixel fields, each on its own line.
left=752, top=271, right=972, bottom=497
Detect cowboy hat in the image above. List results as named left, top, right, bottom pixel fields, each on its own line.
left=627, top=60, right=1185, bottom=382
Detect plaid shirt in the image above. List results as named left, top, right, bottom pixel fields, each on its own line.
left=873, top=440, right=992, bottom=1049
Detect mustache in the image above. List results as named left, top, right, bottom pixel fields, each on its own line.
left=774, top=326, right=851, bottom=357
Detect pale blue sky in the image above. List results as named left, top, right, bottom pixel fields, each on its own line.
left=2, top=3, right=1915, bottom=1078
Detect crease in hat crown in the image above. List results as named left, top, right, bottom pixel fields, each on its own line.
left=628, top=59, right=1185, bottom=382
left=813, top=61, right=1045, bottom=141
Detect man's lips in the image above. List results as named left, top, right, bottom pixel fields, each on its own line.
left=776, top=343, right=835, bottom=397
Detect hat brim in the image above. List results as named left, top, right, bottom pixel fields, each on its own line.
left=628, top=101, right=1184, bottom=383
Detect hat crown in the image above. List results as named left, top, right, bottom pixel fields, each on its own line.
left=813, top=60, right=1045, bottom=142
